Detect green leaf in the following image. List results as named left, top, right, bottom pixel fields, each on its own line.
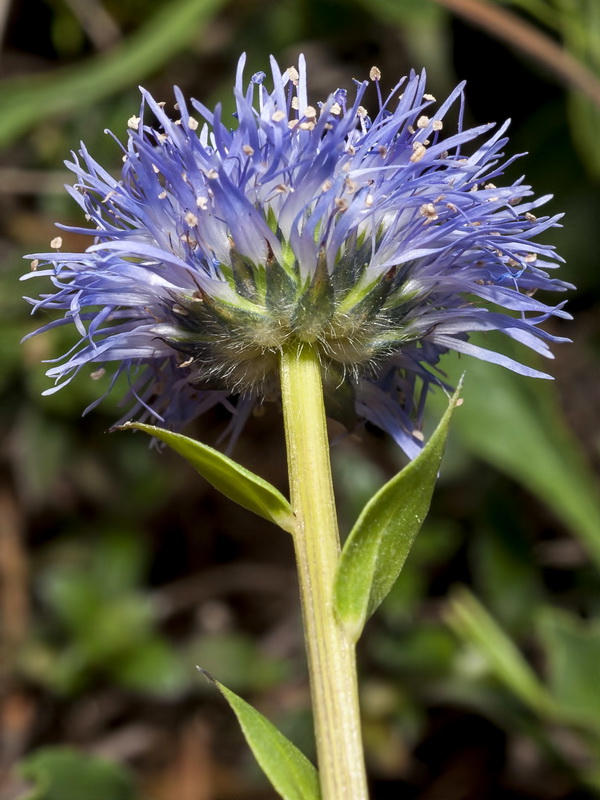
left=334, top=384, right=462, bottom=642
left=430, top=341, right=600, bottom=570
left=445, top=587, right=553, bottom=715
left=119, top=422, right=296, bottom=533
left=205, top=674, right=321, bottom=800
left=537, top=608, right=600, bottom=730
left=18, top=747, right=137, bottom=800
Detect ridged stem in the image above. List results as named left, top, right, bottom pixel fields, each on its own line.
left=279, top=343, right=369, bottom=800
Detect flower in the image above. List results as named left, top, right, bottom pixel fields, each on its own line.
left=23, top=54, right=571, bottom=457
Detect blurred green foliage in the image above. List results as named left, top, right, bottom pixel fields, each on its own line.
left=2, top=0, right=599, bottom=797
left=17, top=747, right=139, bottom=800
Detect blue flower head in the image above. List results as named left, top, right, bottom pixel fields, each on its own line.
left=23, top=55, right=571, bottom=457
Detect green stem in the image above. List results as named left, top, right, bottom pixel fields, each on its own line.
left=280, top=343, right=369, bottom=800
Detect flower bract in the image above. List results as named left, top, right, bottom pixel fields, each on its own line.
left=23, top=54, right=571, bottom=457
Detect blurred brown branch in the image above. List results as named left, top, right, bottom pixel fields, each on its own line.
left=431, top=0, right=600, bottom=107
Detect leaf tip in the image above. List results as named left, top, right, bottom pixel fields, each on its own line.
left=196, top=665, right=218, bottom=686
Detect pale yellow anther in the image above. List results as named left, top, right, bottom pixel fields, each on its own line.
left=330, top=102, right=342, bottom=116
left=417, top=115, right=430, bottom=129
left=291, top=96, right=300, bottom=110
left=365, top=194, right=374, bottom=207
left=420, top=202, right=438, bottom=221
left=90, top=368, right=106, bottom=380
left=188, top=117, right=199, bottom=131
left=369, top=66, right=381, bottom=81
left=50, top=236, right=63, bottom=249
left=272, top=110, right=286, bottom=122
left=242, top=145, right=255, bottom=156
left=423, top=93, right=436, bottom=102
left=432, top=120, right=443, bottom=131
left=158, top=190, right=168, bottom=200
left=410, top=142, right=427, bottom=163
left=185, top=211, right=198, bottom=227
left=127, top=115, right=141, bottom=131
left=357, top=106, right=367, bottom=118
left=304, top=105, right=317, bottom=119
left=287, top=66, right=299, bottom=82
left=196, top=196, right=208, bottom=210
left=206, top=169, right=218, bottom=180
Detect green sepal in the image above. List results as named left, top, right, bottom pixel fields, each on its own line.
left=334, top=383, right=462, bottom=642
left=230, top=246, right=259, bottom=301
left=266, top=256, right=298, bottom=309
left=292, top=250, right=334, bottom=340
left=204, top=672, right=321, bottom=800
left=184, top=287, right=267, bottom=328
left=332, top=233, right=371, bottom=300
left=117, top=422, right=296, bottom=534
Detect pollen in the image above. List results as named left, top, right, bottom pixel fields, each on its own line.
left=24, top=55, right=569, bottom=463
left=410, top=142, right=427, bottom=163
left=419, top=203, right=438, bottom=221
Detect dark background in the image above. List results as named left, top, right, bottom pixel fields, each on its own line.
left=1, top=1, right=599, bottom=798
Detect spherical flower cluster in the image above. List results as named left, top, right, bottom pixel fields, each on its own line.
left=23, top=55, right=571, bottom=457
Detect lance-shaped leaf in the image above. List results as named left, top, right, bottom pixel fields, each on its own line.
left=334, top=384, right=462, bottom=642
left=118, top=422, right=296, bottom=534
left=204, top=672, right=321, bottom=800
